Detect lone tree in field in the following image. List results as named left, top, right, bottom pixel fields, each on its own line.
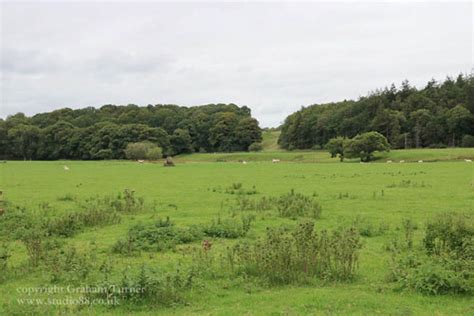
left=344, top=132, right=390, bottom=162
left=325, top=136, right=346, bottom=161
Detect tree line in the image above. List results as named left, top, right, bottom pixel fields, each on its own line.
left=0, top=103, right=262, bottom=160
left=278, top=74, right=474, bottom=150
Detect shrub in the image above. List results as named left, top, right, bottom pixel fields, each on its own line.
left=87, top=265, right=196, bottom=307
left=125, top=142, right=161, bottom=160
left=43, top=207, right=121, bottom=238
left=0, top=206, right=37, bottom=240
left=47, top=245, right=94, bottom=284
left=248, top=142, right=263, bottom=152
left=423, top=213, right=473, bottom=259
left=146, top=147, right=163, bottom=160
left=112, top=218, right=202, bottom=254
left=388, top=213, right=473, bottom=295
left=20, top=227, right=47, bottom=267
left=226, top=221, right=361, bottom=284
left=93, top=189, right=146, bottom=213
left=235, top=195, right=276, bottom=212
left=203, top=214, right=254, bottom=238
left=276, top=190, right=322, bottom=219
left=461, top=134, right=474, bottom=147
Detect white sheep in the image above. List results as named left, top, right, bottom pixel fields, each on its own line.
left=272, top=159, right=280, bottom=163
left=137, top=160, right=145, bottom=163
left=465, top=159, right=472, bottom=163
left=386, top=160, right=392, bottom=163
left=242, top=160, right=247, bottom=165
left=63, top=165, right=69, bottom=171
left=418, top=160, right=423, bottom=163
left=399, top=160, right=405, bottom=163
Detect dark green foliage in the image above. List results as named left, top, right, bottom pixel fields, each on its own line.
left=226, top=221, right=362, bottom=284
left=388, top=213, right=473, bottom=295
left=0, top=104, right=261, bottom=160
left=169, top=128, right=193, bottom=155
left=112, top=218, right=202, bottom=254
left=248, top=142, right=263, bottom=152
left=344, top=132, right=390, bottom=162
left=461, top=134, right=474, bottom=147
left=0, top=205, right=38, bottom=240
left=46, top=245, right=95, bottom=284
left=87, top=265, right=196, bottom=307
left=20, top=227, right=47, bottom=267
left=43, top=208, right=121, bottom=237
left=423, top=213, right=473, bottom=259
left=325, top=136, right=346, bottom=161
left=276, top=190, right=322, bottom=219
left=279, top=75, right=474, bottom=150
left=202, top=214, right=254, bottom=238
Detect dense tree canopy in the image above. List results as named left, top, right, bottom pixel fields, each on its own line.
left=278, top=74, right=474, bottom=150
left=0, top=103, right=262, bottom=160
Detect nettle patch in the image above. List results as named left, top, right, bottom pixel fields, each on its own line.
left=231, top=190, right=322, bottom=220
left=202, top=214, right=254, bottom=238
left=194, top=220, right=362, bottom=285
left=112, top=217, right=203, bottom=254
left=387, top=213, right=473, bottom=295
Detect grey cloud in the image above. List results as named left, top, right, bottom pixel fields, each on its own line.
left=1, top=48, right=63, bottom=75
left=0, top=1, right=471, bottom=127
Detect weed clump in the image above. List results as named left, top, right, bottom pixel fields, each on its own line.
left=87, top=264, right=196, bottom=307
left=226, top=221, right=361, bottom=284
left=276, top=190, right=322, bottom=219
left=202, top=214, right=254, bottom=238
left=387, top=213, right=473, bottom=295
left=352, top=216, right=389, bottom=237
left=112, top=218, right=202, bottom=254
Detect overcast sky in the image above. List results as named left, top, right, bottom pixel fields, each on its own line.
left=1, top=1, right=472, bottom=127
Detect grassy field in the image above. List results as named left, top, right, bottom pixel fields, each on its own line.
left=177, top=147, right=474, bottom=163
left=0, top=149, right=473, bottom=315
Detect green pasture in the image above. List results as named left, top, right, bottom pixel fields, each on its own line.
left=0, top=148, right=473, bottom=315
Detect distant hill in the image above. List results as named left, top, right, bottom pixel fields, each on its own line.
left=261, top=130, right=281, bottom=151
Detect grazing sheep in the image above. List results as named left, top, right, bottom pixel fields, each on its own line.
left=242, top=160, right=248, bottom=165
left=387, top=160, right=392, bottom=163
left=418, top=160, right=423, bottom=163
left=63, top=165, right=70, bottom=171
left=465, top=159, right=472, bottom=162
left=399, top=160, right=405, bottom=163
left=137, top=160, right=145, bottom=163
left=272, top=159, right=281, bottom=163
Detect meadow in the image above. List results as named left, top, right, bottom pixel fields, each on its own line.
left=0, top=147, right=473, bottom=315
